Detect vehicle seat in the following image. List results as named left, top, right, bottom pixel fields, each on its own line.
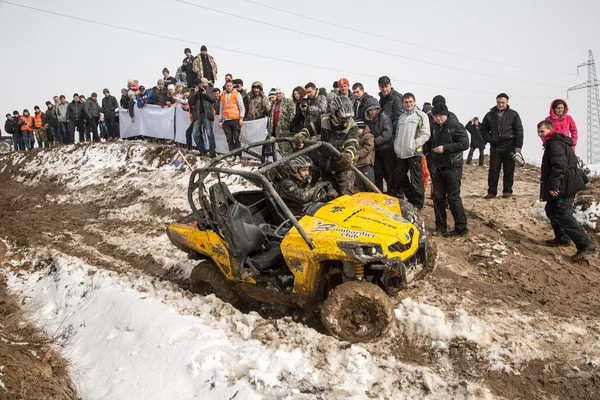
left=249, top=241, right=284, bottom=270
left=209, top=182, right=266, bottom=260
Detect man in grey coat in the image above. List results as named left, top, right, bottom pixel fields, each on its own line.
left=84, top=92, right=102, bottom=142
left=394, top=93, right=430, bottom=209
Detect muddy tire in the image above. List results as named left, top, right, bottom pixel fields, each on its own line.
left=190, top=261, right=241, bottom=306
left=321, top=281, right=394, bottom=343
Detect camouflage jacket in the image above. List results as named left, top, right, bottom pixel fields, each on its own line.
left=246, top=92, right=270, bottom=121
left=175, top=66, right=187, bottom=86
left=303, top=94, right=327, bottom=128
left=267, top=98, right=294, bottom=137
left=192, top=53, right=218, bottom=81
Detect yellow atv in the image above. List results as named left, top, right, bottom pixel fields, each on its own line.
left=167, top=139, right=434, bottom=343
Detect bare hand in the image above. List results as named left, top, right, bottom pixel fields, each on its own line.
left=219, top=122, right=223, bottom=129
left=239, top=120, right=244, bottom=127
left=131, top=117, right=135, bottom=123
left=515, top=148, right=521, bottom=153
left=433, top=146, right=444, bottom=153
left=550, top=190, right=560, bottom=197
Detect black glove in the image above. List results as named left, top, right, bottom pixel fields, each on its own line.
left=326, top=188, right=339, bottom=199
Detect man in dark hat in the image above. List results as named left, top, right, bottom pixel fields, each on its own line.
left=101, top=88, right=119, bottom=140
left=377, top=75, right=404, bottom=132
left=480, top=93, right=524, bottom=199
left=193, top=45, right=218, bottom=84
left=430, top=103, right=469, bottom=237
left=84, top=92, right=102, bottom=142
left=162, top=67, right=177, bottom=88
left=182, top=48, right=197, bottom=87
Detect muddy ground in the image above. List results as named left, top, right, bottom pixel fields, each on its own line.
left=0, top=144, right=599, bottom=399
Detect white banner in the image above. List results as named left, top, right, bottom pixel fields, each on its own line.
left=174, top=106, right=194, bottom=146
left=212, top=117, right=269, bottom=155
left=119, top=105, right=175, bottom=139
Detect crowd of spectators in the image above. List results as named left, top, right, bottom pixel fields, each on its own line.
left=1, top=44, right=593, bottom=257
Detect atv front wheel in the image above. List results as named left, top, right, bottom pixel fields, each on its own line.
left=190, top=261, right=241, bottom=306
left=321, top=281, right=394, bottom=343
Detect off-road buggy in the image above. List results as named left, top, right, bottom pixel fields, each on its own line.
left=167, top=139, right=434, bottom=342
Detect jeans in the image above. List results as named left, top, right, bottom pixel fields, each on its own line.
left=13, top=132, right=26, bottom=151
left=466, top=146, right=485, bottom=165
left=488, top=143, right=515, bottom=196
left=50, top=125, right=62, bottom=144
left=396, top=156, right=425, bottom=209
left=545, top=196, right=593, bottom=250
left=60, top=122, right=70, bottom=143
left=23, top=130, right=35, bottom=150
left=201, top=116, right=216, bottom=155
left=433, top=166, right=467, bottom=232
left=222, top=119, right=241, bottom=152
left=192, top=119, right=205, bottom=152
left=88, top=117, right=100, bottom=142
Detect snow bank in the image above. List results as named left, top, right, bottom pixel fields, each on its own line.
left=5, top=249, right=486, bottom=399
left=394, top=298, right=491, bottom=345
left=574, top=201, right=599, bottom=230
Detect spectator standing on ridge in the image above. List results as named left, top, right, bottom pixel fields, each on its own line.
left=19, top=109, right=34, bottom=150
left=57, top=96, right=70, bottom=143
left=45, top=101, right=60, bottom=144
left=32, top=106, right=49, bottom=148
left=364, top=97, right=395, bottom=194
left=188, top=82, right=216, bottom=157
left=394, top=93, right=431, bottom=209
left=101, top=88, right=119, bottom=140
left=5, top=113, right=21, bottom=151
left=268, top=88, right=295, bottom=154
left=378, top=76, right=404, bottom=133
left=302, top=82, right=327, bottom=128
left=193, top=45, right=218, bottom=85
left=537, top=120, right=596, bottom=260
left=152, top=80, right=168, bottom=106
left=289, top=86, right=306, bottom=133
left=337, top=78, right=355, bottom=102
left=212, top=87, right=221, bottom=115
left=465, top=117, right=485, bottom=165
left=84, top=92, right=102, bottom=142
left=352, top=83, right=375, bottom=127
left=175, top=65, right=187, bottom=87
left=119, top=88, right=129, bottom=109
left=246, top=81, right=270, bottom=121
left=430, top=103, right=469, bottom=237
left=11, top=111, right=25, bottom=151
left=128, top=91, right=136, bottom=123
left=480, top=93, right=524, bottom=199
left=232, top=79, right=249, bottom=119
left=162, top=68, right=177, bottom=88
left=182, top=48, right=196, bottom=87
left=545, top=98, right=578, bottom=149
left=67, top=93, right=85, bottom=143
left=219, top=80, right=245, bottom=158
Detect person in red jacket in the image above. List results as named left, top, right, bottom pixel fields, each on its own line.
left=545, top=99, right=578, bottom=149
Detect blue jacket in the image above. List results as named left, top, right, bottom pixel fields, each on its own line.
left=137, top=91, right=154, bottom=108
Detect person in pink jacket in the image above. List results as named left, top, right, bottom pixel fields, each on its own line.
left=546, top=99, right=578, bottom=149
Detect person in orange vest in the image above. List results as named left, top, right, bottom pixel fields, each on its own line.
left=218, top=80, right=245, bottom=160
left=32, top=106, right=49, bottom=148
left=18, top=109, right=35, bottom=150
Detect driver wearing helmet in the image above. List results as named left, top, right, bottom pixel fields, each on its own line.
left=277, top=155, right=338, bottom=216
left=293, top=96, right=358, bottom=195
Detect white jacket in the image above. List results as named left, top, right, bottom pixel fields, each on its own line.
left=394, top=108, right=430, bottom=159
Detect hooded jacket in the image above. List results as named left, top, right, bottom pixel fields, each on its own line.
left=378, top=88, right=404, bottom=132
left=394, top=107, right=431, bottom=159
left=268, top=97, right=295, bottom=138
left=480, top=105, right=524, bottom=148
left=353, top=92, right=376, bottom=126
left=355, top=125, right=375, bottom=167
left=364, top=97, right=394, bottom=153
left=430, top=116, right=469, bottom=169
left=246, top=81, right=270, bottom=121
left=545, top=99, right=578, bottom=147
left=540, top=132, right=586, bottom=201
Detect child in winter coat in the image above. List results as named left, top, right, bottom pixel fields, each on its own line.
left=546, top=98, right=578, bottom=150
left=354, top=122, right=376, bottom=191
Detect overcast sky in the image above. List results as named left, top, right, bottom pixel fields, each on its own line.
left=1, top=0, right=599, bottom=160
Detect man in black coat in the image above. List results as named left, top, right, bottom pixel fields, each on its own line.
left=377, top=76, right=404, bottom=133
left=364, top=97, right=395, bottom=194
left=465, top=117, right=486, bottom=165
left=182, top=48, right=197, bottom=87
left=430, top=103, right=470, bottom=237
left=101, top=88, right=119, bottom=140
left=480, top=93, right=524, bottom=198
left=537, top=120, right=596, bottom=261
left=352, top=82, right=375, bottom=127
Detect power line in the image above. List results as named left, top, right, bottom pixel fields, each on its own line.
left=176, top=0, right=567, bottom=89
left=0, top=0, right=549, bottom=99
left=243, top=0, right=573, bottom=76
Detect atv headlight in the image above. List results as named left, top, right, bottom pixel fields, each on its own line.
left=337, top=243, right=384, bottom=262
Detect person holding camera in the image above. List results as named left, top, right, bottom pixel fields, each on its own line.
left=465, top=117, right=486, bottom=166
left=302, top=82, right=327, bottom=128
left=188, top=82, right=216, bottom=156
